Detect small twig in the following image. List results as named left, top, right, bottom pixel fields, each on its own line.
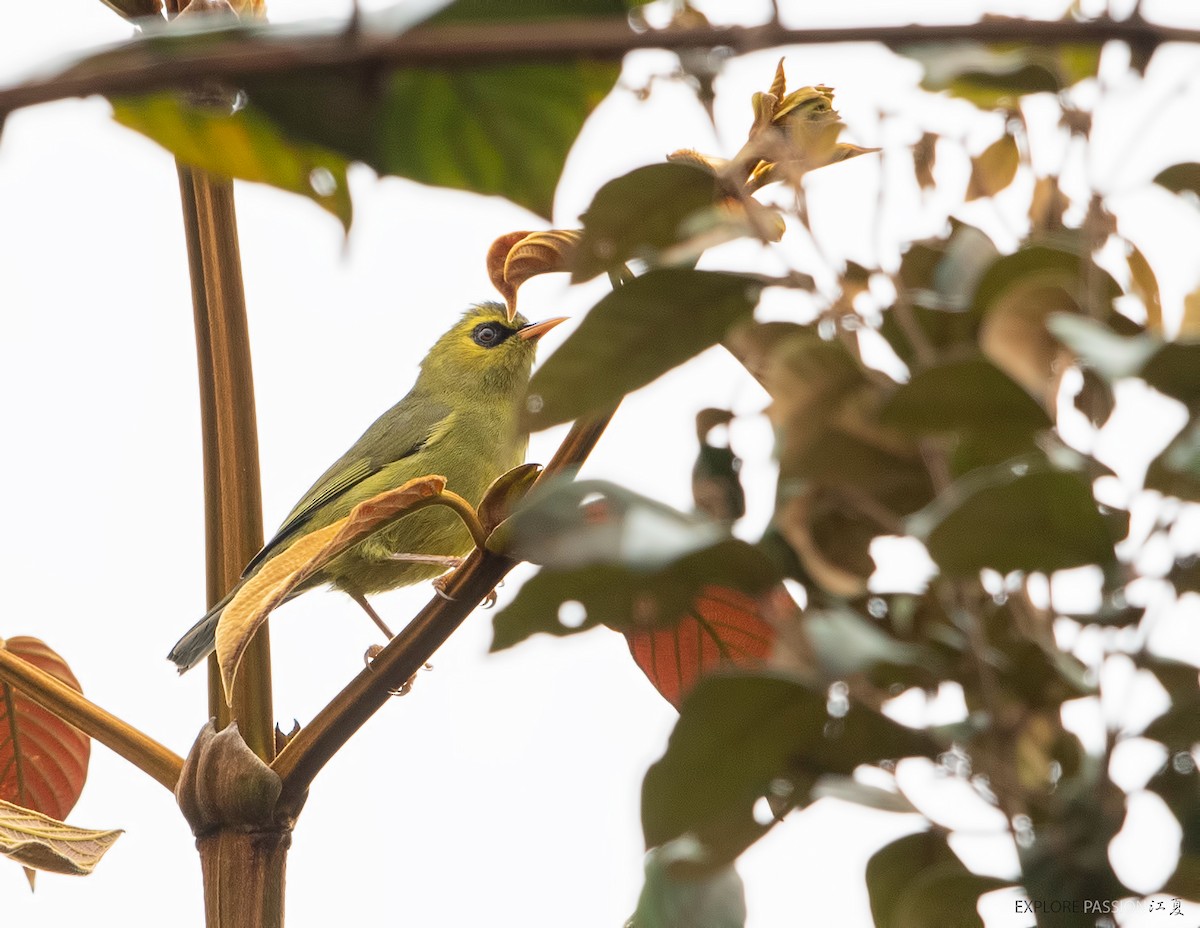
left=427, top=489, right=488, bottom=549
left=890, top=291, right=937, bottom=370
left=838, top=485, right=905, bottom=534
left=0, top=647, right=183, bottom=793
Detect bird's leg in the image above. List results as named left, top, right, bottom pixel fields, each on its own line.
left=353, top=590, right=430, bottom=696
left=350, top=590, right=395, bottom=639
left=387, top=553, right=464, bottom=567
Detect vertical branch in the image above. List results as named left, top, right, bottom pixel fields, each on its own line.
left=176, top=162, right=275, bottom=761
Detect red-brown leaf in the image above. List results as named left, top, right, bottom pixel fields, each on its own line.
left=624, top=585, right=776, bottom=709
left=0, top=638, right=90, bottom=821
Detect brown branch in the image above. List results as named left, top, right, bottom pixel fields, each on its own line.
left=0, top=647, right=183, bottom=793
left=270, top=410, right=616, bottom=814
left=1, top=16, right=1194, bottom=115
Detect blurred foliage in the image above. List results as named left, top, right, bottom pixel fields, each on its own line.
left=483, top=42, right=1200, bottom=928
left=11, top=3, right=1200, bottom=926
left=92, top=0, right=648, bottom=221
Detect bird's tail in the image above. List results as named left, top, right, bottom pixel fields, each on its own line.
left=167, top=586, right=239, bottom=673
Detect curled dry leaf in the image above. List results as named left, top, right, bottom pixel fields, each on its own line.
left=486, top=230, right=580, bottom=320
left=477, top=463, right=542, bottom=536
left=684, top=61, right=876, bottom=196
left=0, top=637, right=90, bottom=822
left=913, top=132, right=938, bottom=190
left=666, top=148, right=729, bottom=175
left=1183, top=286, right=1200, bottom=337
left=215, top=476, right=447, bottom=702
left=980, top=282, right=1077, bottom=406
left=777, top=492, right=871, bottom=598
left=1125, top=240, right=1163, bottom=333
left=0, top=798, right=121, bottom=877
left=1029, top=176, right=1068, bottom=234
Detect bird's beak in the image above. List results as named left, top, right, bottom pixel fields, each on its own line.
left=517, top=316, right=568, bottom=341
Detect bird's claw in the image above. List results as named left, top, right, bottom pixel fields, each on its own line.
left=432, top=574, right=456, bottom=602
left=388, top=662, right=434, bottom=697
left=432, top=574, right=500, bottom=608
left=365, top=646, right=434, bottom=697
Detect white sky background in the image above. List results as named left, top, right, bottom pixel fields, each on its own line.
left=1, top=1, right=1199, bottom=926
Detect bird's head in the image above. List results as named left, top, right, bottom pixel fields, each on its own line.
left=420, top=302, right=566, bottom=399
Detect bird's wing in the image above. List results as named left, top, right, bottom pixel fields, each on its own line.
left=242, top=396, right=453, bottom=576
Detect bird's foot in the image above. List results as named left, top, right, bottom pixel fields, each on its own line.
left=362, top=646, right=434, bottom=697
left=431, top=572, right=499, bottom=608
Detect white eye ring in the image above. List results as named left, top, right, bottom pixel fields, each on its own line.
left=474, top=323, right=503, bottom=347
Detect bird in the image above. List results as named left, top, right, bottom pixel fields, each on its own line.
left=168, top=302, right=565, bottom=672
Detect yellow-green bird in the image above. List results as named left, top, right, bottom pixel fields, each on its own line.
left=168, top=303, right=564, bottom=672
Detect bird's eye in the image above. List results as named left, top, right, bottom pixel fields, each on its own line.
left=472, top=323, right=503, bottom=347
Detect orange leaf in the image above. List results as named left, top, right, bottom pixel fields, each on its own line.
left=0, top=638, right=90, bottom=822
left=624, top=585, right=776, bottom=708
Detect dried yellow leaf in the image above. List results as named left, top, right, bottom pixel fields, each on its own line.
left=967, top=134, right=1020, bottom=201
left=0, top=799, right=121, bottom=877
left=216, top=476, right=447, bottom=701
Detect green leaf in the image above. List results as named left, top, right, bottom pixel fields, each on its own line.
left=1048, top=314, right=1200, bottom=410
left=1153, top=163, right=1200, bottom=199
left=904, top=43, right=1100, bottom=110
left=880, top=357, right=1051, bottom=438
left=868, top=832, right=1012, bottom=928
left=247, top=60, right=616, bottom=220
left=1046, top=314, right=1159, bottom=380
left=72, top=1, right=621, bottom=218
left=973, top=245, right=1118, bottom=323
left=98, top=0, right=162, bottom=21
left=633, top=840, right=746, bottom=928
left=1148, top=762, right=1200, bottom=859
left=908, top=463, right=1116, bottom=575
left=112, top=94, right=353, bottom=229
left=490, top=478, right=726, bottom=568
left=1162, top=854, right=1200, bottom=902
left=1143, top=689, right=1200, bottom=751
left=1142, top=341, right=1200, bottom=412
left=641, top=673, right=939, bottom=848
left=1018, top=786, right=1129, bottom=926
left=572, top=163, right=720, bottom=281
left=803, top=607, right=935, bottom=679
left=1147, top=422, right=1200, bottom=502
left=490, top=539, right=778, bottom=651
left=891, top=863, right=1011, bottom=928
left=1169, top=554, right=1200, bottom=594
left=809, top=775, right=918, bottom=814
left=868, top=831, right=961, bottom=928
left=525, top=269, right=764, bottom=430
